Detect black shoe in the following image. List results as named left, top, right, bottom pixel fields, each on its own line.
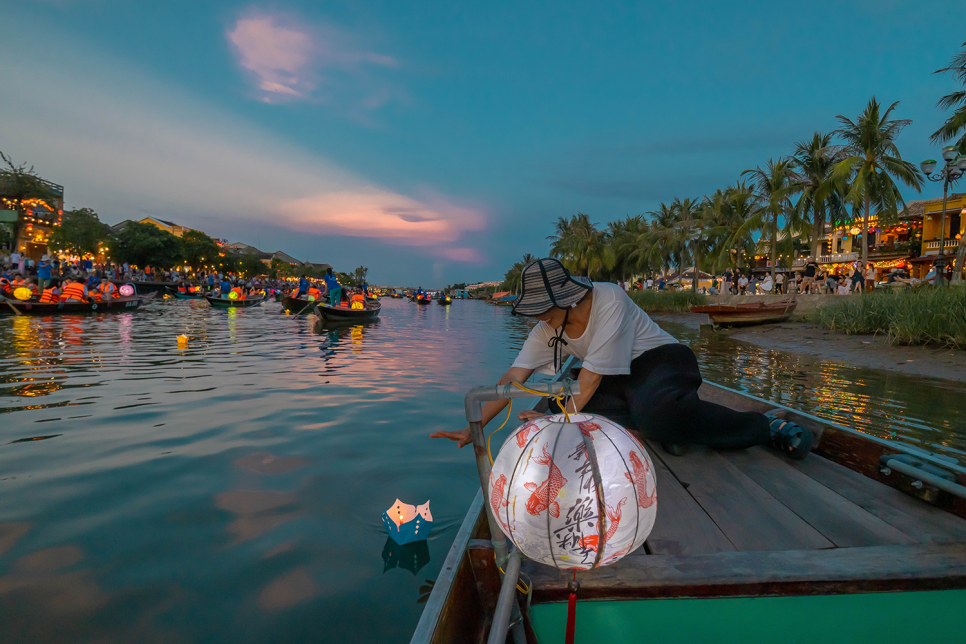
left=661, top=442, right=687, bottom=457
left=768, top=417, right=813, bottom=460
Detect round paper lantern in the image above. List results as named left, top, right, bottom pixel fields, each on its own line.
left=228, top=291, right=239, bottom=300
left=488, top=414, right=656, bottom=570
left=119, top=284, right=135, bottom=297
left=307, top=295, right=315, bottom=302
left=13, top=287, right=33, bottom=301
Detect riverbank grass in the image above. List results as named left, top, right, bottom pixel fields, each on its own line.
left=630, top=289, right=707, bottom=313
left=804, top=287, right=966, bottom=349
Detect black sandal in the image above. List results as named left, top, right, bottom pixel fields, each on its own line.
left=767, top=416, right=813, bottom=460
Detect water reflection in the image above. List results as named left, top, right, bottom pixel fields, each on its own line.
left=382, top=537, right=431, bottom=576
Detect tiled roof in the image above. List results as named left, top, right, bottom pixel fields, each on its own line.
left=901, top=193, right=966, bottom=218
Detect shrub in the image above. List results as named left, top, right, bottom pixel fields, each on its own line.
left=803, top=286, right=966, bottom=349
left=629, top=289, right=708, bottom=313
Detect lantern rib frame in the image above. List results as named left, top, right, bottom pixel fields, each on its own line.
left=596, top=424, right=643, bottom=561
left=580, top=422, right=608, bottom=569
left=547, top=420, right=565, bottom=570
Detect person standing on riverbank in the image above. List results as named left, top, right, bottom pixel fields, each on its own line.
left=431, top=258, right=813, bottom=459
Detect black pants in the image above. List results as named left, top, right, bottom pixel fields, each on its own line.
left=556, top=344, right=770, bottom=449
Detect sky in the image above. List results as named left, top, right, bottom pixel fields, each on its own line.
left=1, top=1, right=965, bottom=286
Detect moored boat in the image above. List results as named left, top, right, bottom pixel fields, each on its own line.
left=313, top=301, right=381, bottom=322
left=411, top=358, right=966, bottom=644
left=2, top=292, right=157, bottom=316
left=173, top=291, right=206, bottom=299
left=205, top=295, right=266, bottom=308
left=690, top=300, right=797, bottom=327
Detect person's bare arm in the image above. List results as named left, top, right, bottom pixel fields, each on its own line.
left=517, top=366, right=602, bottom=422
left=430, top=366, right=535, bottom=448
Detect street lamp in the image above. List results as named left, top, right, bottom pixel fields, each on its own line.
left=920, top=146, right=966, bottom=285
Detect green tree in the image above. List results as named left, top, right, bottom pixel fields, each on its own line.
left=831, top=98, right=923, bottom=269
left=48, top=207, right=110, bottom=257
left=353, top=266, right=369, bottom=283
left=110, top=221, right=182, bottom=269
left=0, top=152, right=60, bottom=248
left=237, top=254, right=267, bottom=278
left=180, top=230, right=220, bottom=271
left=742, top=158, right=800, bottom=291
left=548, top=213, right=609, bottom=277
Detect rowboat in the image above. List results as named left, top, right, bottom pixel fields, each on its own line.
left=313, top=301, right=381, bottom=322
left=109, top=279, right=176, bottom=295
left=1, top=292, right=157, bottom=316
left=411, top=358, right=966, bottom=644
left=173, top=291, right=206, bottom=299
left=204, top=295, right=266, bottom=308
left=413, top=297, right=432, bottom=305
left=437, top=297, right=452, bottom=306
left=689, top=300, right=797, bottom=327
left=280, top=294, right=323, bottom=312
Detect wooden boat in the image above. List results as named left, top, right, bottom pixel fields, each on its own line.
left=437, top=297, right=452, bottom=306
left=173, top=290, right=206, bottom=299
left=313, top=301, right=381, bottom=322
left=109, top=279, right=176, bottom=295
left=280, top=294, right=325, bottom=312
left=204, top=295, right=265, bottom=308
left=413, top=297, right=432, bottom=305
left=690, top=300, right=797, bottom=327
left=2, top=292, right=157, bottom=316
left=411, top=359, right=966, bottom=644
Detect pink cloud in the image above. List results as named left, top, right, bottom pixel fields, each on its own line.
left=226, top=11, right=400, bottom=108
left=275, top=190, right=485, bottom=254
left=437, top=247, right=486, bottom=264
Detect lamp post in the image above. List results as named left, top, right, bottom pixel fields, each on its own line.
left=920, top=147, right=966, bottom=286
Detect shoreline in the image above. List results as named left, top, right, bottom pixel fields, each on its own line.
left=653, top=313, right=966, bottom=384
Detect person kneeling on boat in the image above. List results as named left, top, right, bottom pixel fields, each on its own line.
left=431, top=257, right=813, bottom=460
left=100, top=280, right=118, bottom=300
left=307, top=285, right=323, bottom=301
left=61, top=277, right=93, bottom=302
left=40, top=279, right=62, bottom=303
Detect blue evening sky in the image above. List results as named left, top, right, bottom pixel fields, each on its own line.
left=1, top=1, right=964, bottom=285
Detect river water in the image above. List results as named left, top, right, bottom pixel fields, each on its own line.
left=1, top=298, right=964, bottom=643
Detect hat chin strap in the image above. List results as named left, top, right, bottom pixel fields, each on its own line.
left=547, top=308, right=570, bottom=373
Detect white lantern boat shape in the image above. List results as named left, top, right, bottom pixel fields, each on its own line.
left=382, top=499, right=433, bottom=545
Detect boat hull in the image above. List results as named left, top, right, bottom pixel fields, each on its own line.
left=173, top=292, right=206, bottom=299
left=314, top=302, right=381, bottom=322
left=2, top=293, right=155, bottom=315
left=690, top=302, right=797, bottom=327
left=205, top=296, right=265, bottom=308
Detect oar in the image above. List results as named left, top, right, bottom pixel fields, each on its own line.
left=296, top=299, right=318, bottom=315
left=5, top=299, right=23, bottom=316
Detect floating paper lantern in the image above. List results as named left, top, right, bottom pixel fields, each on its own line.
left=177, top=334, right=188, bottom=346
left=119, top=284, right=135, bottom=297
left=13, top=287, right=32, bottom=301
left=382, top=499, right=432, bottom=545
left=228, top=291, right=239, bottom=300
left=488, top=414, right=656, bottom=570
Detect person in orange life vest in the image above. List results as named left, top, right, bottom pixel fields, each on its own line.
left=100, top=280, right=118, bottom=300
left=230, top=286, right=244, bottom=300
left=40, top=279, right=62, bottom=303
left=350, top=290, right=366, bottom=309
left=87, top=276, right=104, bottom=301
left=0, top=275, right=13, bottom=298
left=25, top=277, right=40, bottom=298
left=307, top=285, right=322, bottom=301
left=61, top=277, right=92, bottom=302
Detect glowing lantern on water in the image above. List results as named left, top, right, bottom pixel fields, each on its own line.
left=119, top=284, right=135, bottom=297
left=13, top=287, right=32, bottom=301
left=488, top=414, right=656, bottom=570
left=382, top=499, right=433, bottom=545
left=228, top=291, right=239, bottom=300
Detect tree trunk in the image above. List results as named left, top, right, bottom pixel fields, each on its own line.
left=862, top=194, right=869, bottom=269
left=770, top=211, right=778, bottom=292
left=810, top=199, right=824, bottom=258
left=692, top=249, right=701, bottom=291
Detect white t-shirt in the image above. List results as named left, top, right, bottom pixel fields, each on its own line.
left=511, top=282, right=677, bottom=376
left=738, top=276, right=749, bottom=287
left=837, top=284, right=851, bottom=295
left=865, top=268, right=875, bottom=280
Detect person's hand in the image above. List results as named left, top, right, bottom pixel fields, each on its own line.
left=517, top=410, right=548, bottom=422
left=430, top=427, right=472, bottom=448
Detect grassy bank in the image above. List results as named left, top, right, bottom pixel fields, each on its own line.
left=629, top=289, right=707, bottom=313
left=803, top=287, right=966, bottom=349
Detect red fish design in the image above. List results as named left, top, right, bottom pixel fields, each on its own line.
left=577, top=421, right=601, bottom=437
left=490, top=472, right=510, bottom=533
left=577, top=498, right=626, bottom=553
left=625, top=450, right=657, bottom=509
left=515, top=422, right=540, bottom=448
left=524, top=445, right=568, bottom=518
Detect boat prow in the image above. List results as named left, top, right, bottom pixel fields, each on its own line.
left=690, top=299, right=797, bottom=327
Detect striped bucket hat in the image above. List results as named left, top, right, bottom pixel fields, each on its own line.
left=511, top=258, right=593, bottom=316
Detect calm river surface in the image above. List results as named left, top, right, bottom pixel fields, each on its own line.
left=1, top=298, right=964, bottom=643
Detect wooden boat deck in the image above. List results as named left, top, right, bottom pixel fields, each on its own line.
left=523, top=383, right=966, bottom=602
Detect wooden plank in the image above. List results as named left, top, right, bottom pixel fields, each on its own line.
left=653, top=446, right=834, bottom=552
left=724, top=447, right=917, bottom=547
left=526, top=542, right=966, bottom=601
left=788, top=454, right=966, bottom=545
left=697, top=382, right=825, bottom=444
left=644, top=452, right=736, bottom=555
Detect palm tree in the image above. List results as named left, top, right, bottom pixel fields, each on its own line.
left=548, top=213, right=609, bottom=277
left=831, top=98, right=923, bottom=269
left=708, top=184, right=758, bottom=275
left=930, top=42, right=966, bottom=282
left=792, top=133, right=845, bottom=258
left=742, top=158, right=800, bottom=291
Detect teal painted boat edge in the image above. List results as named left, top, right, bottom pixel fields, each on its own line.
left=529, top=589, right=966, bottom=644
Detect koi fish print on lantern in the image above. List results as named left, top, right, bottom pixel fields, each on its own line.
left=626, top=451, right=657, bottom=509
left=576, top=498, right=626, bottom=553
left=490, top=472, right=510, bottom=533
left=577, top=421, right=600, bottom=437
left=524, top=444, right=568, bottom=518
left=515, top=421, right=541, bottom=448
